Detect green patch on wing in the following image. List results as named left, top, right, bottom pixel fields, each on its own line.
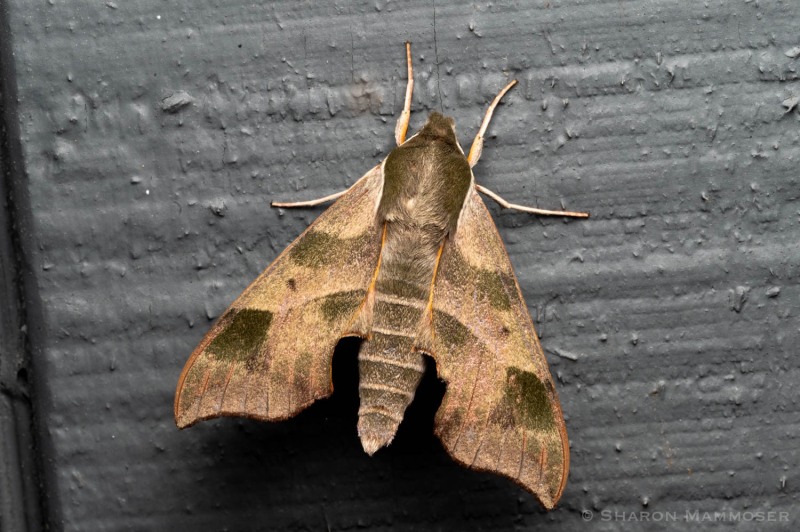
left=432, top=310, right=472, bottom=348
left=475, top=268, right=512, bottom=310
left=290, top=231, right=341, bottom=267
left=319, top=290, right=365, bottom=323
left=505, top=367, right=555, bottom=431
left=443, top=248, right=512, bottom=310
left=208, top=308, right=273, bottom=362
left=290, top=230, right=375, bottom=269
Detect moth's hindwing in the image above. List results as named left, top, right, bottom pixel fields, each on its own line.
left=430, top=189, right=569, bottom=509
left=174, top=166, right=384, bottom=428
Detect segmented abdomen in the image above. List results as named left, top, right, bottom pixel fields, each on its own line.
left=357, top=247, right=435, bottom=455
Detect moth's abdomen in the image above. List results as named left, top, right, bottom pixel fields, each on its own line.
left=357, top=330, right=424, bottom=455
left=358, top=123, right=469, bottom=454
left=357, top=239, right=434, bottom=455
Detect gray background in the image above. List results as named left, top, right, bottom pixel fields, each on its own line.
left=1, top=0, right=799, bottom=530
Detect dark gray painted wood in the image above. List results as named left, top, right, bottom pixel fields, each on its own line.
left=1, top=0, right=799, bottom=529
left=1, top=0, right=46, bottom=528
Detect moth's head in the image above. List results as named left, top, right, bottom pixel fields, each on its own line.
left=420, top=112, right=458, bottom=144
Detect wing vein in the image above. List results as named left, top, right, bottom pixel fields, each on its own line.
left=538, top=444, right=548, bottom=485
left=451, top=356, right=485, bottom=451
left=194, top=369, right=212, bottom=420
left=495, top=428, right=507, bottom=473
left=518, top=431, right=527, bottom=481
left=218, top=364, right=237, bottom=412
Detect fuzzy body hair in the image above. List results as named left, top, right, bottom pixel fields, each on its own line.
left=357, top=112, right=473, bottom=453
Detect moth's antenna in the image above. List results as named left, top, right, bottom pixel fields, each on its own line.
left=432, top=0, right=444, bottom=112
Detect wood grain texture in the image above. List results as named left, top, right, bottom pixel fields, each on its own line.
left=2, top=0, right=799, bottom=529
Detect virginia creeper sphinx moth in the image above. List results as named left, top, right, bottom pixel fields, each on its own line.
left=175, top=43, right=589, bottom=509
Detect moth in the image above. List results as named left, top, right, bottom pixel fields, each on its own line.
left=175, top=43, right=588, bottom=509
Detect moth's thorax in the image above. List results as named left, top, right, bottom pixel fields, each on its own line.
left=378, top=112, right=472, bottom=238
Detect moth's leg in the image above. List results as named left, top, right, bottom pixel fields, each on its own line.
left=467, top=80, right=517, bottom=168
left=425, top=242, right=445, bottom=315
left=271, top=188, right=348, bottom=208
left=394, top=41, right=414, bottom=146
left=476, top=184, right=590, bottom=218
left=411, top=240, right=445, bottom=355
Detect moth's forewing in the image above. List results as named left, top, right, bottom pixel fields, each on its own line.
left=174, top=166, right=384, bottom=428
left=429, top=190, right=569, bottom=509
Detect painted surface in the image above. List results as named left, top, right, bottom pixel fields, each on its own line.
left=1, top=0, right=799, bottom=529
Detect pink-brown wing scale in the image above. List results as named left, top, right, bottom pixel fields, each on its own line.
left=175, top=166, right=384, bottom=428
left=429, top=189, right=569, bottom=509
